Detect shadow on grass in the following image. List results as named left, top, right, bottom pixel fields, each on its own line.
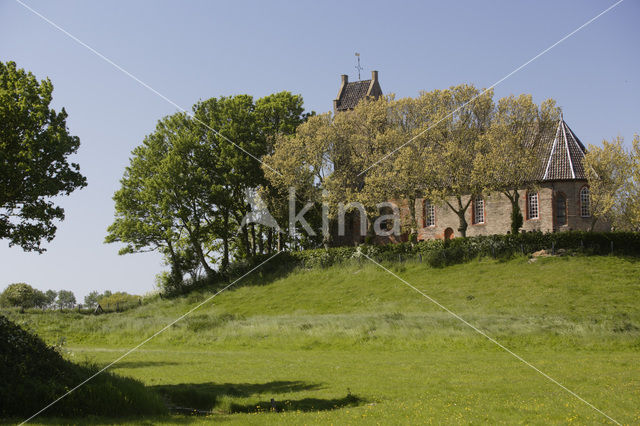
left=112, top=360, right=181, bottom=369
left=152, top=380, right=321, bottom=410
left=230, top=394, right=365, bottom=413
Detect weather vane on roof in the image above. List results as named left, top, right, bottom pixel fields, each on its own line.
left=355, top=52, right=363, bottom=81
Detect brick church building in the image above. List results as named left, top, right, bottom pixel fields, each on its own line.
left=332, top=71, right=607, bottom=242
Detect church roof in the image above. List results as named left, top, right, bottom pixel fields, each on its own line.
left=334, top=70, right=383, bottom=112
left=336, top=80, right=372, bottom=111
left=538, top=118, right=587, bottom=181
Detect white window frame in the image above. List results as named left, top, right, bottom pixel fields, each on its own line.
left=580, top=186, right=591, bottom=218
left=527, top=192, right=539, bottom=220
left=473, top=195, right=484, bottom=224
left=424, top=200, right=435, bottom=227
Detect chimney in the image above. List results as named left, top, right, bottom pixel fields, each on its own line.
left=341, top=74, right=348, bottom=84
left=371, top=70, right=378, bottom=82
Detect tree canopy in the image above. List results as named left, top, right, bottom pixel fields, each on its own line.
left=106, top=91, right=308, bottom=290
left=0, top=61, right=87, bottom=252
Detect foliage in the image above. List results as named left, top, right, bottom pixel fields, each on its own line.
left=510, top=205, right=523, bottom=235
left=107, top=92, right=308, bottom=290
left=289, top=231, right=640, bottom=269
left=0, top=61, right=87, bottom=252
left=55, top=290, right=76, bottom=310
left=97, top=291, right=140, bottom=311
left=584, top=136, right=633, bottom=230
left=0, top=314, right=165, bottom=418
left=0, top=283, right=46, bottom=309
left=265, top=86, right=565, bottom=241
left=44, top=289, right=57, bottom=308
left=84, top=290, right=100, bottom=309
left=474, top=95, right=560, bottom=234
left=611, top=134, right=640, bottom=230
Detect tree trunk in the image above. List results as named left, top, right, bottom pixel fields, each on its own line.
left=221, top=210, right=230, bottom=272
left=456, top=210, right=468, bottom=238
left=240, top=226, right=250, bottom=257
left=445, top=196, right=471, bottom=238
left=590, top=217, right=598, bottom=232
left=257, top=225, right=264, bottom=255
left=250, top=223, right=257, bottom=257
left=184, top=227, right=214, bottom=277
left=266, top=228, right=273, bottom=254
left=166, top=239, right=183, bottom=285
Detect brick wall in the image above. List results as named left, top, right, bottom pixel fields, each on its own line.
left=415, top=180, right=609, bottom=241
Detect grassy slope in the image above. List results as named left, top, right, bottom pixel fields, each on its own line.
left=5, top=255, right=640, bottom=424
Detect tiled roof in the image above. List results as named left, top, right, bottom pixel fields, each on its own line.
left=538, top=119, right=587, bottom=181
left=335, top=80, right=372, bottom=111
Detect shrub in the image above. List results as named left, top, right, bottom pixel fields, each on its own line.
left=0, top=283, right=47, bottom=310
left=0, top=315, right=165, bottom=418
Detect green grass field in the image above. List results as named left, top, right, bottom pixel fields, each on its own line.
left=4, top=255, right=640, bottom=424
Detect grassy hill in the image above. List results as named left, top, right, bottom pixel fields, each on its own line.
left=3, top=255, right=640, bottom=424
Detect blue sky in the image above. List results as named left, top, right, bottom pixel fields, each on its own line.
left=1, top=0, right=638, bottom=300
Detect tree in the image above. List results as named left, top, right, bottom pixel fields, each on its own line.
left=32, top=289, right=47, bottom=309
left=629, top=135, right=640, bottom=229
left=474, top=95, right=560, bottom=234
left=420, top=85, right=494, bottom=237
left=56, top=290, right=76, bottom=309
left=84, top=291, right=100, bottom=309
left=44, top=289, right=57, bottom=309
left=583, top=136, right=632, bottom=231
left=105, top=113, right=192, bottom=288
left=107, top=92, right=307, bottom=285
left=254, top=92, right=310, bottom=252
left=0, top=61, right=87, bottom=252
left=0, top=283, right=43, bottom=310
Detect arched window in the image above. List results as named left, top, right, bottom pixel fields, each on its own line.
left=424, top=199, right=435, bottom=227
left=556, top=193, right=567, bottom=226
left=473, top=195, right=484, bottom=224
left=527, top=192, right=539, bottom=220
left=580, top=186, right=590, bottom=217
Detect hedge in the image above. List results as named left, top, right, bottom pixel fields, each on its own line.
left=163, top=231, right=640, bottom=296
left=287, top=231, right=640, bottom=269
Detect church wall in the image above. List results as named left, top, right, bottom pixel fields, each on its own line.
left=415, top=181, right=609, bottom=241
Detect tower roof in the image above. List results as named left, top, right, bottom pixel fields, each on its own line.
left=539, top=118, right=587, bottom=181
left=334, top=70, right=383, bottom=112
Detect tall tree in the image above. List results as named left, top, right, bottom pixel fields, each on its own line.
left=44, top=289, right=57, bottom=309
left=420, top=85, right=494, bottom=238
left=56, top=290, right=76, bottom=310
left=474, top=95, right=560, bottom=234
left=262, top=113, right=333, bottom=245
left=0, top=283, right=44, bottom=309
left=629, top=135, right=640, bottom=229
left=84, top=291, right=100, bottom=309
left=192, top=95, right=267, bottom=267
left=0, top=61, right=87, bottom=252
left=255, top=92, right=310, bottom=252
left=585, top=137, right=631, bottom=230
left=584, top=135, right=635, bottom=231
left=106, top=113, right=196, bottom=287
left=108, top=92, right=306, bottom=284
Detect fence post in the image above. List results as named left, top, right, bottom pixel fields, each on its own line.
left=611, top=240, right=614, bottom=254
left=551, top=241, right=555, bottom=255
